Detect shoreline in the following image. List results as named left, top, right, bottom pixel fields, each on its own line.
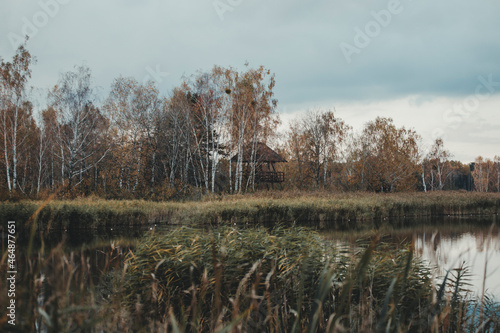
left=1, top=191, right=499, bottom=231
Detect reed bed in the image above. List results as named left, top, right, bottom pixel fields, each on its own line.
left=117, top=226, right=499, bottom=332
left=1, top=191, right=499, bottom=231
left=1, top=226, right=499, bottom=332
left=119, top=226, right=439, bottom=332
left=0, top=237, right=132, bottom=332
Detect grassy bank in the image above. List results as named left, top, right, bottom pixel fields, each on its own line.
left=1, top=191, right=499, bottom=231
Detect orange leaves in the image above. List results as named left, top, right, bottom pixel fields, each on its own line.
left=472, top=156, right=499, bottom=192
left=355, top=117, right=421, bottom=192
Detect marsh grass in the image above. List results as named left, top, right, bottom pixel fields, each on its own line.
left=117, top=226, right=499, bottom=332
left=1, top=224, right=499, bottom=332
left=0, top=235, right=133, bottom=332
left=122, top=226, right=328, bottom=331
left=1, top=192, right=499, bottom=231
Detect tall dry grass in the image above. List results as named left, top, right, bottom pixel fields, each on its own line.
left=1, top=191, right=499, bottom=231
left=1, top=225, right=499, bottom=332
left=117, top=226, right=499, bottom=332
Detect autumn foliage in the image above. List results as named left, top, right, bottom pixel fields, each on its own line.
left=1, top=44, right=498, bottom=199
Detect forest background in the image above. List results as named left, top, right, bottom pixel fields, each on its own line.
left=1, top=43, right=499, bottom=201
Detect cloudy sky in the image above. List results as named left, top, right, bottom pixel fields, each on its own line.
left=1, top=0, right=499, bottom=162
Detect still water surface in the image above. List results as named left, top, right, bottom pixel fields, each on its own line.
left=320, top=216, right=499, bottom=299
left=416, top=226, right=500, bottom=298
left=11, top=215, right=500, bottom=299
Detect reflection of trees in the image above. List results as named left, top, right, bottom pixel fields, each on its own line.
left=413, top=225, right=500, bottom=299
left=418, top=229, right=499, bottom=254
left=325, top=223, right=499, bottom=256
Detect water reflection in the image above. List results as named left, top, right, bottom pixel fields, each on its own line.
left=323, top=216, right=499, bottom=299
left=415, top=227, right=500, bottom=298
left=5, top=216, right=498, bottom=301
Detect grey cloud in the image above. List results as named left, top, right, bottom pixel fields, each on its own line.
left=1, top=0, right=499, bottom=162
left=3, top=0, right=499, bottom=102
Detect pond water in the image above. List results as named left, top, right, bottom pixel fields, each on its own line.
left=321, top=216, right=500, bottom=301
left=1, top=215, right=499, bottom=331
left=415, top=226, right=500, bottom=299
left=4, top=215, right=500, bottom=300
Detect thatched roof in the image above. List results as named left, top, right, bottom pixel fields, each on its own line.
left=231, top=142, right=287, bottom=163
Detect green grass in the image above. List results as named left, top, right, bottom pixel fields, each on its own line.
left=1, top=191, right=499, bottom=231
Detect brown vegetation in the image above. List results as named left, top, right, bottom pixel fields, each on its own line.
left=2, top=226, right=498, bottom=332
left=1, top=44, right=500, bottom=200
left=2, top=192, right=499, bottom=232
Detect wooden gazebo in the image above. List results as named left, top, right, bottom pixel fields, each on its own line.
left=231, top=142, right=287, bottom=183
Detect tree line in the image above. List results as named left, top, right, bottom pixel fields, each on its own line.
left=283, top=113, right=498, bottom=193
left=1, top=44, right=499, bottom=199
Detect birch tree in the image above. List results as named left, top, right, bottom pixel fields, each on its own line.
left=104, top=77, right=161, bottom=194
left=0, top=43, right=35, bottom=194
left=472, top=156, right=494, bottom=192
left=424, top=138, right=453, bottom=190
left=158, top=87, right=193, bottom=189
left=187, top=70, right=228, bottom=192
left=302, top=109, right=348, bottom=188
left=285, top=109, right=348, bottom=189
left=49, top=65, right=110, bottom=191
left=222, top=65, right=278, bottom=193
left=104, top=77, right=143, bottom=192
left=133, top=80, right=162, bottom=194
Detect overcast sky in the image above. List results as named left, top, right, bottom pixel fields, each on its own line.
left=1, top=0, right=499, bottom=162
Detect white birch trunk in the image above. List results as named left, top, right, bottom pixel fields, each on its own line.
left=133, top=142, right=142, bottom=193
left=421, top=165, right=427, bottom=192
left=37, top=130, right=44, bottom=194
left=12, top=105, right=18, bottom=190
left=150, top=151, right=156, bottom=194
left=2, top=119, right=12, bottom=193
